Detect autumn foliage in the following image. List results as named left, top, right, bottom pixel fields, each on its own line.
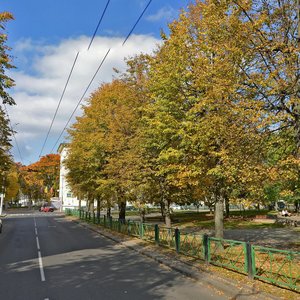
left=19, top=154, right=60, bottom=203
left=65, top=0, right=300, bottom=236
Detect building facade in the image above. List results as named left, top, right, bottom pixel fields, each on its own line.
left=58, top=143, right=86, bottom=211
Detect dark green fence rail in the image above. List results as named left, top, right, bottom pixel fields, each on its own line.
left=208, top=237, right=247, bottom=274
left=66, top=209, right=300, bottom=292
left=158, top=226, right=176, bottom=248
left=252, top=245, right=300, bottom=291
left=179, top=232, right=204, bottom=259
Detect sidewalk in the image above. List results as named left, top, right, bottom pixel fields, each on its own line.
left=69, top=217, right=289, bottom=300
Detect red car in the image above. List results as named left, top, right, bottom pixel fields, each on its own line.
left=40, top=205, right=55, bottom=212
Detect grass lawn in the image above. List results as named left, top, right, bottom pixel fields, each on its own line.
left=145, top=209, right=284, bottom=230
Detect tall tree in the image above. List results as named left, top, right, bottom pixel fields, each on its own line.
left=0, top=11, right=14, bottom=170
left=19, top=154, right=60, bottom=203
left=67, top=78, right=146, bottom=220
left=5, top=164, right=20, bottom=204
left=142, top=0, right=269, bottom=234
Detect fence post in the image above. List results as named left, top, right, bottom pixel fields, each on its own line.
left=246, top=242, right=255, bottom=279
left=118, top=220, right=121, bottom=232
left=109, top=216, right=112, bottom=229
left=203, top=234, right=209, bottom=263
left=89, top=212, right=91, bottom=222
left=93, top=212, right=95, bottom=224
left=128, top=220, right=131, bottom=235
left=155, top=224, right=159, bottom=245
left=175, top=228, right=180, bottom=253
left=139, top=222, right=144, bottom=239
left=104, top=215, right=106, bottom=227
left=85, top=211, right=88, bottom=221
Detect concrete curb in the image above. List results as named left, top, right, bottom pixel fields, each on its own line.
left=71, top=218, right=281, bottom=300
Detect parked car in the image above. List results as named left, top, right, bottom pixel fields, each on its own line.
left=40, top=205, right=55, bottom=212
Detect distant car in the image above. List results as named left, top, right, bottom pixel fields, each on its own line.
left=40, top=205, right=55, bottom=212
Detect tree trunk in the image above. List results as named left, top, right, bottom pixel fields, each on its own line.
left=215, top=197, right=224, bottom=239
left=160, top=200, right=165, bottom=219
left=140, top=207, right=146, bottom=223
left=78, top=198, right=81, bottom=210
left=88, top=198, right=94, bottom=212
left=225, top=196, right=230, bottom=218
left=107, top=207, right=111, bottom=218
left=118, top=201, right=126, bottom=222
left=163, top=198, right=171, bottom=228
left=96, top=197, right=101, bottom=218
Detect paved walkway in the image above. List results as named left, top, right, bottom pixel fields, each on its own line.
left=224, top=228, right=300, bottom=250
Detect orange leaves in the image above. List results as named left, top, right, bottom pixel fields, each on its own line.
left=19, top=154, right=60, bottom=200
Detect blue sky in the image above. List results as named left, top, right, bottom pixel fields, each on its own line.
left=1, top=0, right=191, bottom=165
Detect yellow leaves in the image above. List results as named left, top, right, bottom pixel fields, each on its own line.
left=5, top=167, right=20, bottom=201
left=279, top=190, right=294, bottom=198
left=63, top=0, right=299, bottom=210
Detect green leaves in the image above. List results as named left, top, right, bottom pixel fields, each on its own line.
left=63, top=1, right=300, bottom=225
left=0, top=12, right=15, bottom=105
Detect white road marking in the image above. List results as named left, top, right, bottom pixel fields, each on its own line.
left=36, top=236, right=40, bottom=250
left=38, top=251, right=46, bottom=282
left=35, top=227, right=38, bottom=235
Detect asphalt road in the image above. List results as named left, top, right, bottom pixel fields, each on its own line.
left=0, top=213, right=227, bottom=300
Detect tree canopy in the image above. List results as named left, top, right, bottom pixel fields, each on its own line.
left=0, top=11, right=14, bottom=173
left=64, top=0, right=300, bottom=236
left=19, top=154, right=60, bottom=202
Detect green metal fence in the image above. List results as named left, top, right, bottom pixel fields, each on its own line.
left=208, top=237, right=248, bottom=274
left=127, top=220, right=140, bottom=237
left=252, top=245, right=300, bottom=291
left=67, top=209, right=300, bottom=291
left=179, top=232, right=204, bottom=259
left=142, top=223, right=156, bottom=242
left=158, top=226, right=176, bottom=248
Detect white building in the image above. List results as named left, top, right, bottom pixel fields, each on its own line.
left=58, top=143, right=86, bottom=211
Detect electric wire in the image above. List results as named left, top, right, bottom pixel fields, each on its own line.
left=87, top=0, right=111, bottom=50
left=50, top=48, right=111, bottom=153
left=50, top=0, right=153, bottom=152
left=122, top=0, right=153, bottom=46
left=38, top=51, right=80, bottom=158
left=38, top=0, right=111, bottom=156
left=3, top=104, right=24, bottom=165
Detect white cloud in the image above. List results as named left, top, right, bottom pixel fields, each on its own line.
left=8, top=34, right=161, bottom=164
left=146, top=6, right=177, bottom=22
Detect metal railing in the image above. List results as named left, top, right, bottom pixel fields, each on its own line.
left=66, top=209, right=300, bottom=292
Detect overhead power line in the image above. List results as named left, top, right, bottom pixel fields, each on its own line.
left=122, top=0, right=153, bottom=46
left=50, top=48, right=111, bottom=153
left=38, top=0, right=111, bottom=157
left=3, top=104, right=24, bottom=165
left=50, top=0, right=153, bottom=152
left=88, top=0, right=111, bottom=50
left=38, top=51, right=80, bottom=158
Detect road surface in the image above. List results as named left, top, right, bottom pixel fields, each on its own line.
left=0, top=212, right=227, bottom=300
